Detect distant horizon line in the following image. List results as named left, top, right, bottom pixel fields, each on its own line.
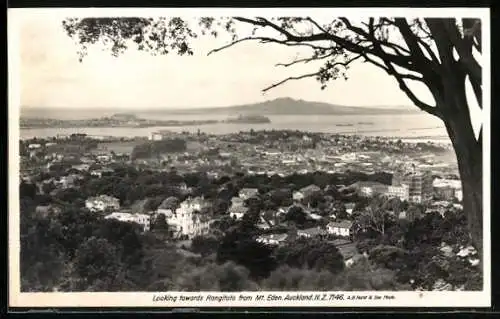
left=20, top=97, right=415, bottom=111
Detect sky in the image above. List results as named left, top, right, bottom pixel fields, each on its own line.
left=11, top=9, right=482, bottom=121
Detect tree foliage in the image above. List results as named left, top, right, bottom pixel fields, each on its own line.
left=274, top=237, right=345, bottom=274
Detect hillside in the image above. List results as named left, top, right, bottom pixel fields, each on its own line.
left=143, top=98, right=419, bottom=116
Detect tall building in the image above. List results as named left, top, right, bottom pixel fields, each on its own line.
left=392, top=167, right=433, bottom=203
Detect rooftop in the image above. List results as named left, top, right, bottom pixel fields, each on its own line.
left=328, top=220, right=354, bottom=229
left=298, top=227, right=327, bottom=236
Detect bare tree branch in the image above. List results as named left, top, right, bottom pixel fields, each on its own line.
left=207, top=36, right=331, bottom=56
left=393, top=18, right=439, bottom=72
left=306, top=17, right=329, bottom=34
left=384, top=61, right=442, bottom=119
left=441, top=19, right=482, bottom=88
left=425, top=18, right=455, bottom=68
left=265, top=54, right=363, bottom=92
left=275, top=52, right=334, bottom=67
left=262, top=71, right=321, bottom=93
left=462, top=18, right=482, bottom=54
left=232, top=16, right=417, bottom=73
left=340, top=17, right=412, bottom=56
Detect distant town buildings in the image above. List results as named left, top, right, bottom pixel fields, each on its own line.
left=433, top=178, right=463, bottom=202
left=355, top=181, right=389, bottom=197
left=149, top=132, right=164, bottom=141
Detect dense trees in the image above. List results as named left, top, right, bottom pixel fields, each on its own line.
left=216, top=224, right=276, bottom=279
left=274, top=237, right=345, bottom=274
left=131, top=139, right=187, bottom=160
left=285, top=205, right=308, bottom=226
left=176, top=261, right=260, bottom=291
left=20, top=157, right=479, bottom=291
left=353, top=196, right=394, bottom=236
left=191, top=235, right=220, bottom=257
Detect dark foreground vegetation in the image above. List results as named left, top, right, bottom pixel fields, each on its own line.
left=20, top=166, right=481, bottom=292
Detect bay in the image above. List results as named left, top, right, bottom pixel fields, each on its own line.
left=19, top=113, right=450, bottom=143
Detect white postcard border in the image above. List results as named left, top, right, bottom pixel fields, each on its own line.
left=8, top=7, right=491, bottom=308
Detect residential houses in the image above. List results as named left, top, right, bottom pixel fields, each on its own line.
left=297, top=227, right=327, bottom=238
left=105, top=212, right=151, bottom=232
left=157, top=197, right=212, bottom=238
left=56, top=174, right=83, bottom=189
left=292, top=190, right=305, bottom=202
left=72, top=163, right=91, bottom=172
left=256, top=233, right=288, bottom=246
left=229, top=205, right=248, bottom=220
left=433, top=178, right=463, bottom=202
left=239, top=188, right=259, bottom=200
left=34, top=205, right=61, bottom=218
left=327, top=220, right=353, bottom=238
left=345, top=203, right=356, bottom=215
left=85, top=195, right=121, bottom=212
left=90, top=167, right=115, bottom=178
left=352, top=181, right=389, bottom=197
left=434, top=185, right=456, bottom=201
left=300, top=184, right=322, bottom=198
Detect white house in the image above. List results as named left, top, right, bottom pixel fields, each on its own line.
left=297, top=227, right=326, bottom=238
left=256, top=233, right=288, bottom=246
left=85, top=195, right=120, bottom=212
left=160, top=197, right=212, bottom=238
left=28, top=143, right=42, bottom=149
left=339, top=152, right=357, bottom=162
left=229, top=205, right=248, bottom=220
left=231, top=196, right=245, bottom=207
left=57, top=174, right=82, bottom=189
left=299, top=184, right=322, bottom=198
left=239, top=188, right=259, bottom=200
left=309, top=213, right=323, bottom=220
left=345, top=203, right=356, bottom=215
left=72, top=164, right=91, bottom=172
left=105, top=212, right=151, bottom=232
left=90, top=168, right=114, bottom=178
left=292, top=191, right=305, bottom=202
left=149, top=132, right=164, bottom=141
left=327, top=220, right=353, bottom=238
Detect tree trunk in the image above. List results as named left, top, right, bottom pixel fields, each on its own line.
left=442, top=105, right=483, bottom=258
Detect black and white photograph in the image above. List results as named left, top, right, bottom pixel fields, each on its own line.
left=8, top=8, right=490, bottom=308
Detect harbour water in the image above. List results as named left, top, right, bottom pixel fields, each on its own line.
left=19, top=113, right=450, bottom=143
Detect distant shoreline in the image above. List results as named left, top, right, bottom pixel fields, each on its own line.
left=19, top=114, right=272, bottom=129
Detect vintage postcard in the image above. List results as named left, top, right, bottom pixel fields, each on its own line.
left=8, top=7, right=490, bottom=308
